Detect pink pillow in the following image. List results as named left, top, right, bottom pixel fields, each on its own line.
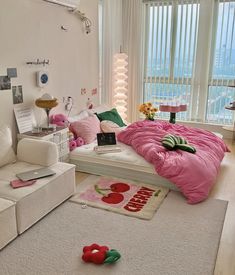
left=70, top=115, right=101, bottom=144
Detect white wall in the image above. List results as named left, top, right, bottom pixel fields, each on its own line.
left=0, top=0, right=99, bottom=143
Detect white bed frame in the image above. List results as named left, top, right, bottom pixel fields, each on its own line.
left=69, top=142, right=179, bottom=191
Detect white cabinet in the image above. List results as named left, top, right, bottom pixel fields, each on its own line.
left=17, top=127, right=70, bottom=162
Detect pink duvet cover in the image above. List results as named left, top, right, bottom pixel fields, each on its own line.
left=117, top=120, right=229, bottom=204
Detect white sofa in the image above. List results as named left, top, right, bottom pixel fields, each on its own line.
left=0, top=126, right=75, bottom=250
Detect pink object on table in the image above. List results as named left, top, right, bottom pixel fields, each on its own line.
left=159, top=104, right=187, bottom=123
left=159, top=104, right=187, bottom=112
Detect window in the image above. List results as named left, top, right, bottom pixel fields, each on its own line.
left=207, top=1, right=235, bottom=124
left=143, top=0, right=235, bottom=124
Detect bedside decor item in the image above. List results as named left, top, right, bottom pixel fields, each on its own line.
left=113, top=52, right=128, bottom=121
left=159, top=103, right=187, bottom=124
left=14, top=105, right=37, bottom=134
left=139, top=102, right=158, bottom=121
left=50, top=113, right=69, bottom=127
left=35, top=93, right=58, bottom=130
left=224, top=104, right=235, bottom=142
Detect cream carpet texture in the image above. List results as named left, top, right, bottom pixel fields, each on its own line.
left=0, top=191, right=227, bottom=275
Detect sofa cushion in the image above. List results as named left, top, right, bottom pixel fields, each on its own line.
left=17, top=138, right=58, bottom=166
left=0, top=125, right=16, bottom=168
left=0, top=198, right=17, bottom=250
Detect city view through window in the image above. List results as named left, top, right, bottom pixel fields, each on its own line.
left=144, top=1, right=235, bottom=124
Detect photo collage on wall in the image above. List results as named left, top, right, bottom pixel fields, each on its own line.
left=0, top=68, right=23, bottom=104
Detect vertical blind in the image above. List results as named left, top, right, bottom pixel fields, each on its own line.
left=143, top=0, right=235, bottom=124
left=144, top=0, right=200, bottom=121
left=207, top=0, right=235, bottom=124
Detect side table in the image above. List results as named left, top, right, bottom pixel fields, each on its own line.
left=17, top=126, right=70, bottom=162
left=224, top=105, right=235, bottom=142
left=159, top=104, right=187, bottom=123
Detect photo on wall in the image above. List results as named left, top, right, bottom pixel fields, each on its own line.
left=12, top=85, right=23, bottom=104
left=0, top=75, right=11, bottom=90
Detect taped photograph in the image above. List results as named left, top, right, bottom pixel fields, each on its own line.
left=12, top=85, right=23, bottom=104
left=0, top=75, right=11, bottom=90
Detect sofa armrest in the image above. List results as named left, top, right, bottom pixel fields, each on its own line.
left=17, top=138, right=58, bottom=166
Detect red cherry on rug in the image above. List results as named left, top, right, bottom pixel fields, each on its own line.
left=110, top=183, right=130, bottom=193
left=102, top=193, right=124, bottom=204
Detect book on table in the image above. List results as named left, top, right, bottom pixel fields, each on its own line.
left=94, top=144, right=122, bottom=154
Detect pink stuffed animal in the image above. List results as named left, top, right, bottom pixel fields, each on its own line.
left=50, top=114, right=68, bottom=127
left=75, top=137, right=85, bottom=147
left=68, top=131, right=85, bottom=151
left=69, top=140, right=77, bottom=151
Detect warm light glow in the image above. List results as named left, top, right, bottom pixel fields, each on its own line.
left=113, top=53, right=128, bottom=121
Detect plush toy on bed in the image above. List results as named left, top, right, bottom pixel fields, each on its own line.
left=50, top=113, right=85, bottom=151
left=50, top=113, right=69, bottom=127
left=162, top=134, right=196, bottom=153
left=68, top=131, right=85, bottom=151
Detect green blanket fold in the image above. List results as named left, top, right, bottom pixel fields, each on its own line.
left=162, top=134, right=196, bottom=154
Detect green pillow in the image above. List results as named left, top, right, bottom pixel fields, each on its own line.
left=96, top=108, right=126, bottom=127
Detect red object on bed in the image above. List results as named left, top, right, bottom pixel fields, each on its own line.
left=117, top=120, right=229, bottom=204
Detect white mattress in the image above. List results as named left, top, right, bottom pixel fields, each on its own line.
left=69, top=141, right=178, bottom=191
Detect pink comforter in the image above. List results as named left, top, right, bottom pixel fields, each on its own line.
left=117, top=120, right=229, bottom=204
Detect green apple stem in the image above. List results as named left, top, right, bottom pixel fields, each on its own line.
left=94, top=185, right=110, bottom=196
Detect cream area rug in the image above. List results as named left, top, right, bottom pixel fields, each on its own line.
left=0, top=191, right=227, bottom=275
left=70, top=175, right=169, bottom=220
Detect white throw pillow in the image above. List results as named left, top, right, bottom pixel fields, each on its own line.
left=88, top=104, right=111, bottom=115
left=100, top=120, right=125, bottom=134
left=0, top=125, right=16, bottom=167
left=68, top=110, right=89, bottom=123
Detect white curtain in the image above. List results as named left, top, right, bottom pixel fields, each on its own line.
left=99, top=0, right=123, bottom=106
left=100, top=0, right=144, bottom=122
left=122, top=0, right=145, bottom=122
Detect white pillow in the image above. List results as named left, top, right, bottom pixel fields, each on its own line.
left=0, top=125, right=16, bottom=167
left=68, top=110, right=89, bottom=123
left=88, top=104, right=111, bottom=115
left=100, top=120, right=125, bottom=134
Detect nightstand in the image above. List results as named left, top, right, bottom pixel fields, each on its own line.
left=17, top=126, right=70, bottom=162
left=223, top=105, right=235, bottom=143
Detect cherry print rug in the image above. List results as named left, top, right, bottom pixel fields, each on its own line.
left=70, top=175, right=169, bottom=220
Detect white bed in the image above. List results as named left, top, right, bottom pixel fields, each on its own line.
left=69, top=141, right=179, bottom=191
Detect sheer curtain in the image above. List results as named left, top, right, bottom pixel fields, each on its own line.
left=122, top=0, right=145, bottom=122
left=100, top=0, right=144, bottom=122
left=99, top=0, right=123, bottom=106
